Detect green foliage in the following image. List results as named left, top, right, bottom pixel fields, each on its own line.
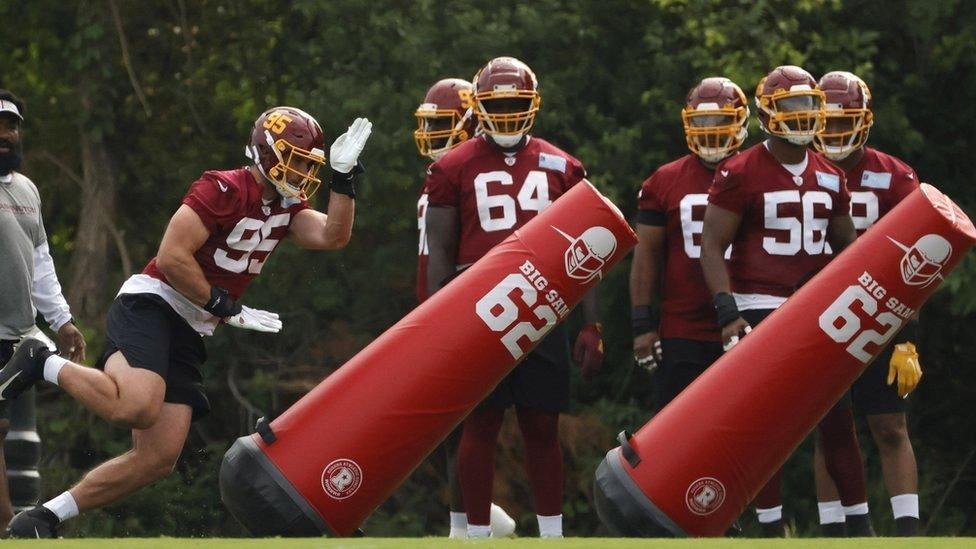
left=1, top=0, right=974, bottom=538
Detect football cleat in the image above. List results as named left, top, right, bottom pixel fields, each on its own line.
left=5, top=506, right=59, bottom=538
left=489, top=503, right=517, bottom=537
left=0, top=338, right=50, bottom=402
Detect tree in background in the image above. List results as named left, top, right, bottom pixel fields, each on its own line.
left=0, top=0, right=973, bottom=537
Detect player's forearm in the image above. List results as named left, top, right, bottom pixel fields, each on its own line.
left=629, top=248, right=659, bottom=308
left=828, top=214, right=857, bottom=253
left=426, top=246, right=455, bottom=298
left=699, top=243, right=732, bottom=296
left=321, top=193, right=355, bottom=249
left=581, top=289, right=600, bottom=324
left=156, top=251, right=212, bottom=306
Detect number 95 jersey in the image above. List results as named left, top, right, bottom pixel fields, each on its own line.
left=425, top=136, right=587, bottom=266
left=144, top=167, right=309, bottom=301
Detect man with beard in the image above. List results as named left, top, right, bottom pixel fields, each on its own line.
left=0, top=89, right=85, bottom=529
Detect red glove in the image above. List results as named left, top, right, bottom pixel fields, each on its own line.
left=574, top=323, right=604, bottom=381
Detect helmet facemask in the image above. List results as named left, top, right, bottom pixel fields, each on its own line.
left=682, top=103, right=749, bottom=164
left=758, top=87, right=826, bottom=146
left=814, top=107, right=873, bottom=160
left=473, top=89, right=540, bottom=148
left=249, top=130, right=326, bottom=201
left=413, top=103, right=473, bottom=160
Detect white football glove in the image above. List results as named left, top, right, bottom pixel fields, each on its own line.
left=330, top=117, right=373, bottom=174
left=722, top=325, right=752, bottom=351
left=225, top=306, right=282, bottom=333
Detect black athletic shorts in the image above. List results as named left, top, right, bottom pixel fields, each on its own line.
left=0, top=340, right=13, bottom=421
left=656, top=338, right=724, bottom=409
left=480, top=323, right=570, bottom=413
left=97, top=293, right=211, bottom=421
left=851, top=343, right=905, bottom=415
left=740, top=308, right=852, bottom=412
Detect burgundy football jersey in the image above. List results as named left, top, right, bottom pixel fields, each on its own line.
left=638, top=154, right=721, bottom=341
left=425, top=136, right=587, bottom=266
left=416, top=180, right=430, bottom=303
left=844, top=147, right=918, bottom=235
left=144, top=167, right=309, bottom=299
left=708, top=143, right=851, bottom=298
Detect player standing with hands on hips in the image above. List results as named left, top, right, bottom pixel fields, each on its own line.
left=0, top=108, right=371, bottom=538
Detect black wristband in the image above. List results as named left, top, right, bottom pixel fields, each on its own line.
left=330, top=162, right=365, bottom=199
left=631, top=305, right=660, bottom=336
left=203, top=286, right=242, bottom=318
left=713, top=292, right=741, bottom=328
left=894, top=318, right=919, bottom=345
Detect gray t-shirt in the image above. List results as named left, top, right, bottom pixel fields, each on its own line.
left=0, top=172, right=47, bottom=339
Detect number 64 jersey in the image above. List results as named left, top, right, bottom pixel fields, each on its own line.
left=425, top=136, right=587, bottom=267
left=128, top=167, right=308, bottom=335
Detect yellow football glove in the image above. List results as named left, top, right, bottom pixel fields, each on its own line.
left=887, top=342, right=922, bottom=398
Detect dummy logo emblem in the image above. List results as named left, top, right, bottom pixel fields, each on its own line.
left=322, top=458, right=363, bottom=500
left=553, top=226, right=617, bottom=283
left=888, top=234, right=952, bottom=288
left=686, top=477, right=726, bottom=516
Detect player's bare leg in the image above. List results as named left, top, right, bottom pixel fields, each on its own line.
left=6, top=403, right=191, bottom=538
left=516, top=407, right=563, bottom=538
left=814, top=439, right=846, bottom=536
left=867, top=412, right=919, bottom=536
left=56, top=352, right=166, bottom=430
left=70, top=402, right=192, bottom=511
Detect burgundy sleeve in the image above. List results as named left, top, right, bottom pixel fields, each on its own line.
left=182, top=175, right=243, bottom=233
left=636, top=172, right=666, bottom=226
left=708, top=168, right=747, bottom=214
left=425, top=162, right=459, bottom=207
left=564, top=155, right=588, bottom=191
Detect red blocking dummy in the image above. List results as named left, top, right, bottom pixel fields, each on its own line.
left=595, top=184, right=975, bottom=537
left=219, top=181, right=637, bottom=536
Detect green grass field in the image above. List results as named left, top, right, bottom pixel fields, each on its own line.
left=4, top=539, right=974, bottom=548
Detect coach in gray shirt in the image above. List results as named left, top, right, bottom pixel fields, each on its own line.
left=0, top=89, right=84, bottom=528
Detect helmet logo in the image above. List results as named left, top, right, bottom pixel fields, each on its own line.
left=263, top=111, right=294, bottom=134
left=553, top=226, right=618, bottom=283
left=888, top=234, right=952, bottom=287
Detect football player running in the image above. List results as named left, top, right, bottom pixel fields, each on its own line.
left=699, top=65, right=872, bottom=537
left=631, top=77, right=748, bottom=408
left=413, top=77, right=516, bottom=539
left=425, top=56, right=603, bottom=538
left=0, top=108, right=371, bottom=537
left=811, top=71, right=922, bottom=537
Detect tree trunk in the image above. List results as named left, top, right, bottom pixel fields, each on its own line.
left=66, top=90, right=117, bottom=325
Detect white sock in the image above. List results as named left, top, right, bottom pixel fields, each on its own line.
left=818, top=500, right=845, bottom=524
left=891, top=493, right=919, bottom=519
left=43, top=354, right=68, bottom=386
left=537, top=514, right=563, bottom=538
left=449, top=512, right=467, bottom=539
left=42, top=491, right=78, bottom=522
left=756, top=505, right=783, bottom=523
left=844, top=502, right=870, bottom=516
left=467, top=524, right=491, bottom=538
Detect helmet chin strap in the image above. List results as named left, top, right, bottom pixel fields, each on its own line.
left=490, top=133, right=525, bottom=149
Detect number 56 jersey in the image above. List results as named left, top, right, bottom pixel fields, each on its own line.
left=708, top=143, right=850, bottom=299
left=425, top=136, right=587, bottom=266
